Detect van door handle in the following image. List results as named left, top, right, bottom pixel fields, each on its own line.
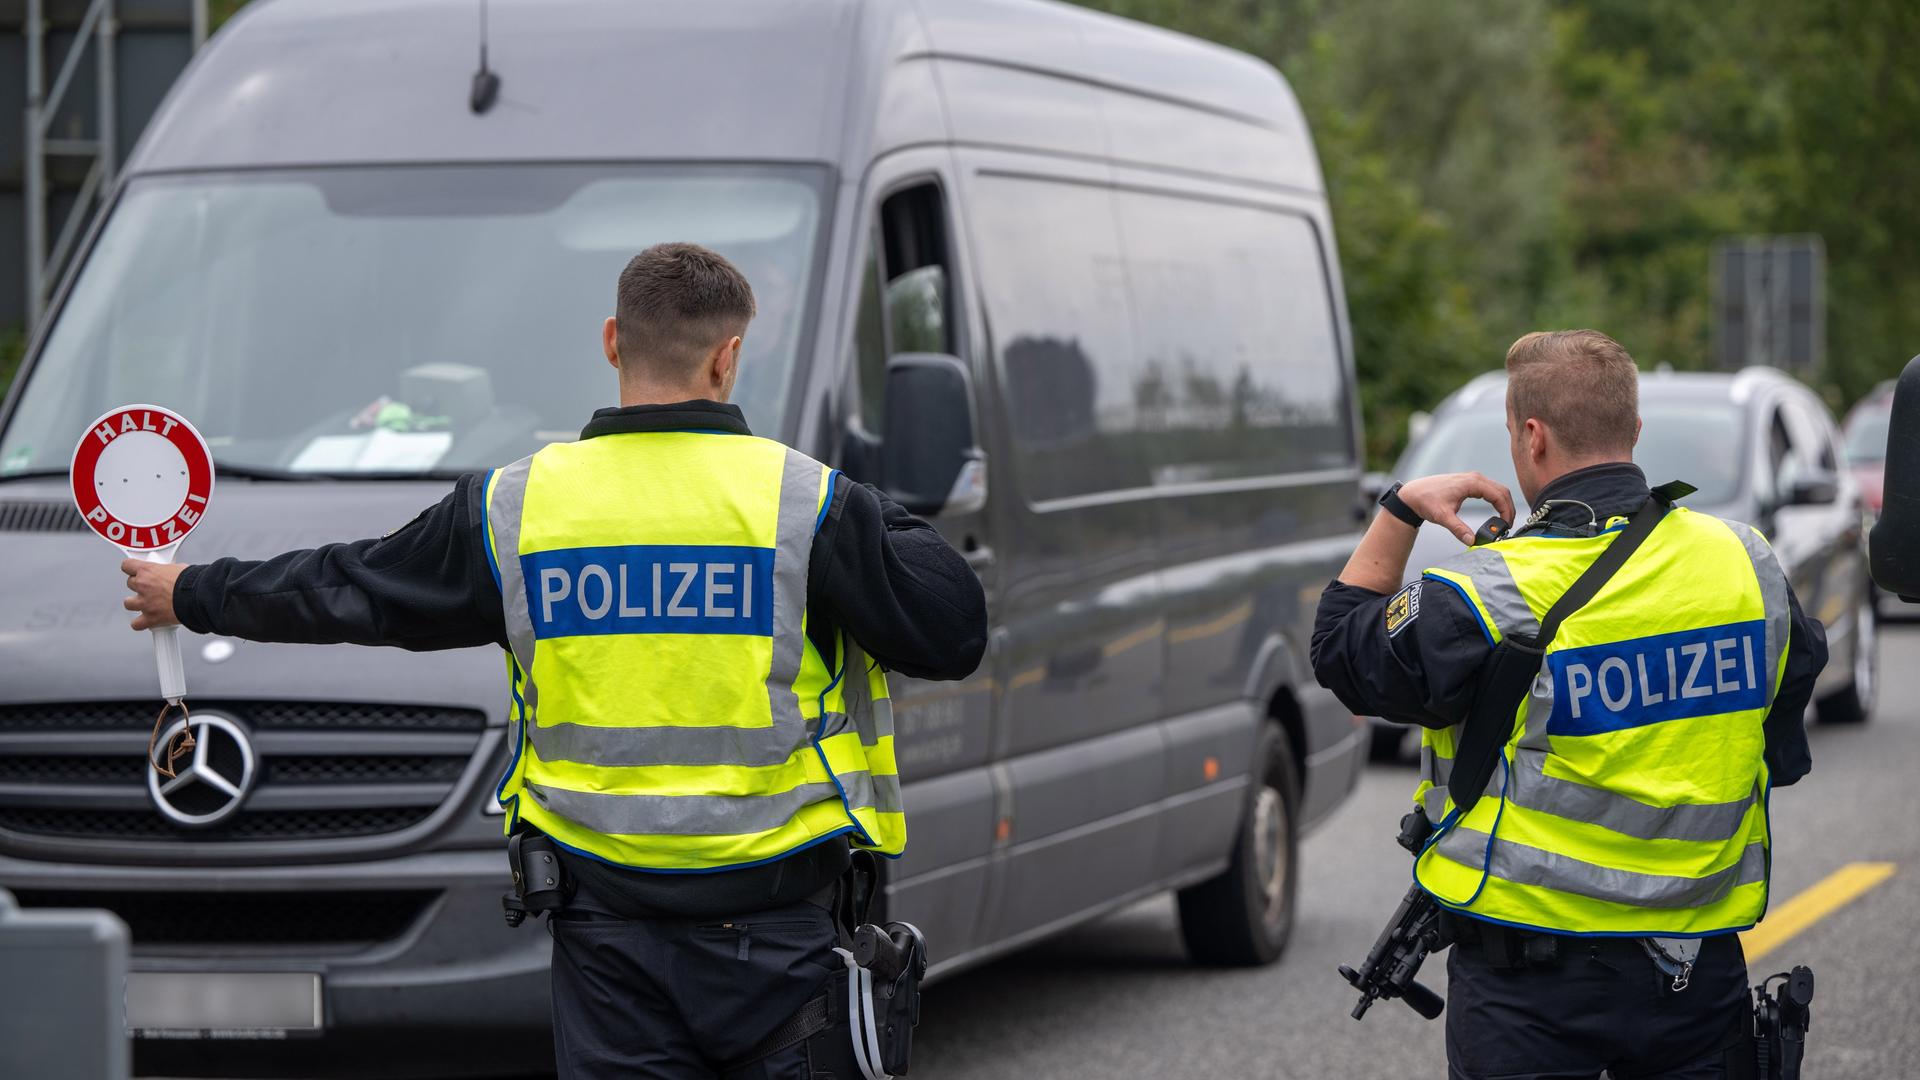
left=964, top=545, right=996, bottom=571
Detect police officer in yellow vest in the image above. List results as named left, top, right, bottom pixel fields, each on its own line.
left=121, top=243, right=989, bottom=1078
left=1312, top=331, right=1826, bottom=1080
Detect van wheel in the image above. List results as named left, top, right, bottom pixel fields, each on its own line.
left=1177, top=723, right=1298, bottom=967
left=1817, top=594, right=1877, bottom=724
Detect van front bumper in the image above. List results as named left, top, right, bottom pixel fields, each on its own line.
left=0, top=848, right=554, bottom=1079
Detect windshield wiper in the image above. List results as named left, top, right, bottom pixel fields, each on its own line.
left=0, top=462, right=468, bottom=485
left=213, top=461, right=472, bottom=483
left=0, top=468, right=69, bottom=485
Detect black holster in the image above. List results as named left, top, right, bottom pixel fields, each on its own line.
left=1754, top=967, right=1815, bottom=1080
left=502, top=830, right=571, bottom=928
left=730, top=852, right=929, bottom=1078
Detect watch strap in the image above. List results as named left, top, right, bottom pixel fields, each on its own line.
left=1379, top=482, right=1422, bottom=528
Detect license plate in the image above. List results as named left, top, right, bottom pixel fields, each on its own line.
left=127, top=972, right=322, bottom=1038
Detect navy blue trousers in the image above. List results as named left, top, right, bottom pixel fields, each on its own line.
left=547, top=891, right=858, bottom=1080
left=1445, top=932, right=1757, bottom=1080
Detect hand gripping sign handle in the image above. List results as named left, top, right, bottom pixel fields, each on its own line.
left=133, top=547, right=187, bottom=704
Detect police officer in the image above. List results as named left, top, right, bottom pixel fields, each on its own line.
left=1312, top=330, right=1826, bottom=1080
left=121, top=243, right=989, bottom=1078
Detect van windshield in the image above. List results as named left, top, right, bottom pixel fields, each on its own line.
left=0, top=164, right=827, bottom=477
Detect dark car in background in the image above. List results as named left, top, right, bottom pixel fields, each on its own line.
left=1369, top=366, right=1876, bottom=758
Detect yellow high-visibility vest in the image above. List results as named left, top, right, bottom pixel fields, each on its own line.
left=481, top=430, right=904, bottom=870
left=1413, top=508, right=1789, bottom=935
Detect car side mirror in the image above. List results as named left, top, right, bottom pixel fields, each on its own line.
left=1783, top=472, right=1839, bottom=507
left=880, top=353, right=986, bottom=517
left=1870, top=354, right=1920, bottom=600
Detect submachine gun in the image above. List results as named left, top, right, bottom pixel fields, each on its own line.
left=1338, top=808, right=1447, bottom=1020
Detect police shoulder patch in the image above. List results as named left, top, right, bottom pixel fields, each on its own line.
left=1385, top=581, right=1422, bottom=637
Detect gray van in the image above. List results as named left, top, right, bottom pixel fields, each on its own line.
left=0, top=0, right=1367, bottom=1072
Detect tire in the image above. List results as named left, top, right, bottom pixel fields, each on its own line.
left=1816, top=593, right=1877, bottom=724
left=1176, top=722, right=1299, bottom=967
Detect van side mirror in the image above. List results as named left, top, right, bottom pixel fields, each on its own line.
left=1783, top=472, right=1839, bottom=507
left=1870, top=354, right=1920, bottom=600
left=880, top=353, right=986, bottom=517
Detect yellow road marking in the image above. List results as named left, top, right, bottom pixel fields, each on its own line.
left=1742, top=861, right=1896, bottom=962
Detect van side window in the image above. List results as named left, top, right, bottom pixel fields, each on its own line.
left=970, top=174, right=1147, bottom=501
left=880, top=185, right=952, bottom=358
left=1114, top=190, right=1354, bottom=480
left=848, top=183, right=955, bottom=458
left=850, top=238, right=890, bottom=439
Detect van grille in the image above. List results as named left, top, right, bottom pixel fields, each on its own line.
left=10, top=889, right=439, bottom=947
left=0, top=500, right=88, bottom=533
left=0, top=701, right=486, bottom=854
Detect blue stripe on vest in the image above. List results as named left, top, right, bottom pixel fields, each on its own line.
left=1547, top=619, right=1768, bottom=736
left=520, top=544, right=777, bottom=639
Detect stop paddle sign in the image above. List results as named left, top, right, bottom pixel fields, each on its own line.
left=69, top=404, right=216, bottom=711
left=70, top=404, right=215, bottom=552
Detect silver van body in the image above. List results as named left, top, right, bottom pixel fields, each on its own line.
left=0, top=0, right=1367, bottom=1072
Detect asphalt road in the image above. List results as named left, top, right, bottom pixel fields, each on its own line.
left=910, top=624, right=1920, bottom=1080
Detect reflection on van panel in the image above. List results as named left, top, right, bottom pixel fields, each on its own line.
left=0, top=0, right=1367, bottom=1072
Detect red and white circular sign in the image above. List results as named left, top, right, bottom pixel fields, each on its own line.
left=69, top=404, right=215, bottom=552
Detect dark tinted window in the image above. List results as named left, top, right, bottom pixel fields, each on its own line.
left=1114, top=191, right=1353, bottom=480
left=970, top=175, right=1145, bottom=501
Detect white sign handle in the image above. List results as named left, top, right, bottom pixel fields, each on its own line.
left=131, top=546, right=187, bottom=705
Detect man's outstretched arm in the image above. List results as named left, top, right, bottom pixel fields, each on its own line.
left=810, top=480, right=987, bottom=682
left=123, top=474, right=505, bottom=652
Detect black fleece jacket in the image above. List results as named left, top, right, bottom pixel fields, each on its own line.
left=172, top=400, right=988, bottom=915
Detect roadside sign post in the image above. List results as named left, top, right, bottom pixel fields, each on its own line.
left=68, top=405, right=215, bottom=774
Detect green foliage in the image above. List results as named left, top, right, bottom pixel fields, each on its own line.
left=1076, top=0, right=1920, bottom=464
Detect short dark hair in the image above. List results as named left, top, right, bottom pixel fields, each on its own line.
left=1505, top=329, right=1640, bottom=457
left=615, top=243, right=757, bottom=380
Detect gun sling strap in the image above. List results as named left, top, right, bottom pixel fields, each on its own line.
left=1446, top=481, right=1694, bottom=815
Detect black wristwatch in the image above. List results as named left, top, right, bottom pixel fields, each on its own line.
left=1378, top=481, right=1422, bottom=528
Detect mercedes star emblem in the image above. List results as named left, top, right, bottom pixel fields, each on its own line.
left=147, top=712, right=257, bottom=827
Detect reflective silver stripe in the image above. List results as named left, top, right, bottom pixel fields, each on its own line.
left=527, top=710, right=859, bottom=768
left=1436, top=827, right=1767, bottom=909
left=1439, top=547, right=1539, bottom=641
left=768, top=450, right=822, bottom=734
left=1517, top=668, right=1555, bottom=751
left=527, top=769, right=904, bottom=837
left=1422, top=784, right=1449, bottom=823
left=1508, top=752, right=1759, bottom=842
left=1726, top=519, right=1790, bottom=704
left=526, top=722, right=796, bottom=768
left=1420, top=743, right=1453, bottom=789
left=839, top=641, right=893, bottom=746
left=489, top=456, right=537, bottom=674
left=488, top=455, right=540, bottom=724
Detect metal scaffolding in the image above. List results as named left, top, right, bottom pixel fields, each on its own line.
left=20, top=0, right=208, bottom=333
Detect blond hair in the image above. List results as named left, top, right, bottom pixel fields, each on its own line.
left=1504, top=330, right=1639, bottom=457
